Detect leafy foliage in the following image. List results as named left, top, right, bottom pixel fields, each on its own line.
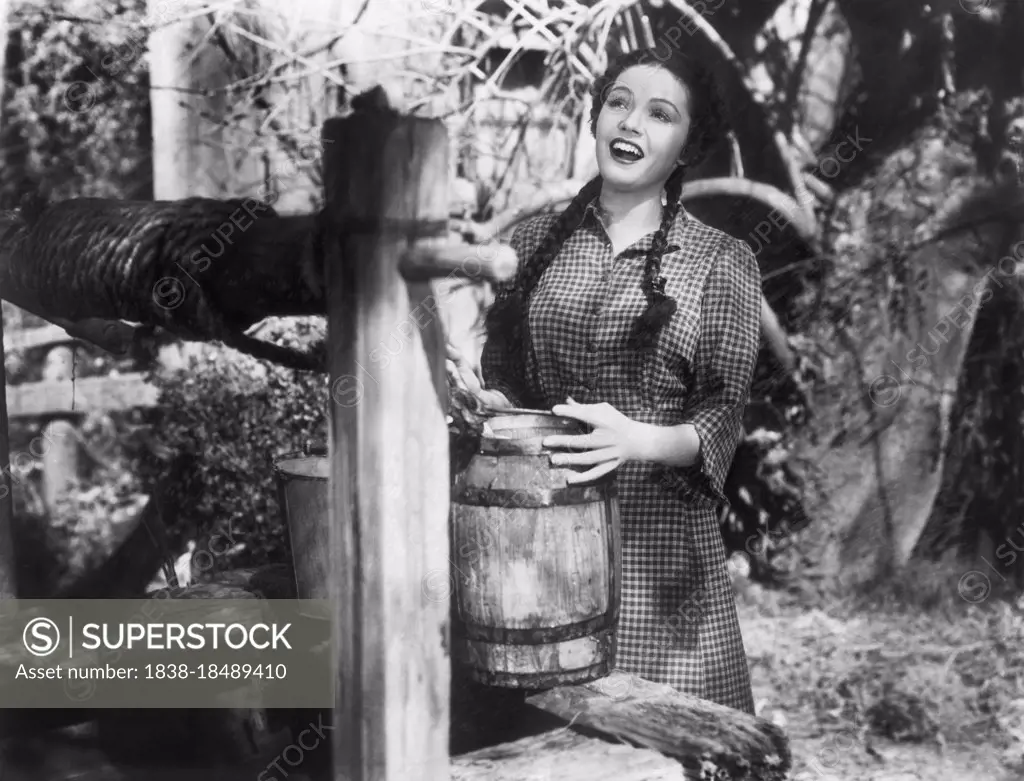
left=127, top=318, right=329, bottom=576
left=1, top=0, right=153, bottom=205
left=10, top=458, right=147, bottom=597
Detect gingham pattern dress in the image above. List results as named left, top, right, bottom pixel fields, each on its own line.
left=481, top=195, right=759, bottom=715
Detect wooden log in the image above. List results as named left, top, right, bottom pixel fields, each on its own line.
left=450, top=727, right=684, bottom=780
left=450, top=413, right=621, bottom=690
left=526, top=671, right=791, bottom=781
left=323, top=100, right=451, bottom=781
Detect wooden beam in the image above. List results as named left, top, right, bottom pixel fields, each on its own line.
left=323, top=103, right=451, bottom=780
left=450, top=728, right=684, bottom=780
left=526, top=671, right=791, bottom=781
left=400, top=240, right=518, bottom=282
left=6, top=373, right=158, bottom=418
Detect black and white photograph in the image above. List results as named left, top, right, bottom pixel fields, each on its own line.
left=0, top=0, right=1021, bottom=779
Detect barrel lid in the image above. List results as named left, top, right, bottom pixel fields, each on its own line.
left=481, top=414, right=587, bottom=456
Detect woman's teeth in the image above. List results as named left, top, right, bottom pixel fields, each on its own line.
left=610, top=140, right=644, bottom=162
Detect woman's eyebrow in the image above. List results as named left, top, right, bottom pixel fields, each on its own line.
left=648, top=96, right=681, bottom=112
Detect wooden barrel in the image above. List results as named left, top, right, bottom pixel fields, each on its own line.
left=450, top=413, right=621, bottom=689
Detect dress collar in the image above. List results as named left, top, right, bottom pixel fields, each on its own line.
left=582, top=192, right=689, bottom=253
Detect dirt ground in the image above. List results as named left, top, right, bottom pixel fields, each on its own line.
left=736, top=575, right=1024, bottom=781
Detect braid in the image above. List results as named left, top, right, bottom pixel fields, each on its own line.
left=485, top=175, right=604, bottom=393
left=627, top=164, right=687, bottom=351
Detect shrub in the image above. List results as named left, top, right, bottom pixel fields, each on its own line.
left=129, top=318, right=329, bottom=576
left=2, top=0, right=152, bottom=205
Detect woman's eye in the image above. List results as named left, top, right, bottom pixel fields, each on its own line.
left=652, top=109, right=671, bottom=121
left=607, top=96, right=627, bottom=109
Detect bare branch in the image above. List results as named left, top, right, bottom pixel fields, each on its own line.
left=679, top=177, right=819, bottom=244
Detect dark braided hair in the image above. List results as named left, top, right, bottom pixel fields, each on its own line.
left=486, top=46, right=727, bottom=376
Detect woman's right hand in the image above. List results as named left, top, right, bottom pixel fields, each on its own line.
left=446, top=343, right=513, bottom=411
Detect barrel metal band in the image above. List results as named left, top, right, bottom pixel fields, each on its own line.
left=477, top=662, right=611, bottom=690
left=451, top=483, right=616, bottom=508
left=337, top=216, right=449, bottom=240
left=456, top=659, right=612, bottom=691
left=481, top=439, right=591, bottom=457
left=451, top=606, right=620, bottom=645
left=452, top=628, right=615, bottom=689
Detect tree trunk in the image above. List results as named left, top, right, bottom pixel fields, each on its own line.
left=791, top=121, right=1011, bottom=586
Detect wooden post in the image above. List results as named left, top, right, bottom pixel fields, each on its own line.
left=0, top=0, right=16, bottom=602
left=40, top=345, right=79, bottom=513
left=0, top=314, right=15, bottom=599
left=323, top=104, right=451, bottom=779
left=146, top=0, right=261, bottom=200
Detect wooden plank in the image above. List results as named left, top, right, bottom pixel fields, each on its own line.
left=323, top=96, right=451, bottom=781
left=526, top=671, right=792, bottom=781
left=3, top=318, right=156, bottom=358
left=6, top=373, right=158, bottom=418
left=3, top=323, right=74, bottom=352
left=451, top=727, right=684, bottom=780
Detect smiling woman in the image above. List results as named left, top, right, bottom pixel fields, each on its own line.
left=458, top=46, right=763, bottom=716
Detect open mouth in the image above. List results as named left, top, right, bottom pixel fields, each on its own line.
left=610, top=139, right=644, bottom=163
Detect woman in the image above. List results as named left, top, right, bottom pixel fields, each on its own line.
left=451, top=46, right=760, bottom=714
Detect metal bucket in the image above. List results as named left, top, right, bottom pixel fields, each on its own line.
left=273, top=448, right=329, bottom=600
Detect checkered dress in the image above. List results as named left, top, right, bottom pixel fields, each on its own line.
left=481, top=195, right=759, bottom=715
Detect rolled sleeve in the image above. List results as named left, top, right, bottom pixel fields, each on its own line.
left=658, top=236, right=761, bottom=506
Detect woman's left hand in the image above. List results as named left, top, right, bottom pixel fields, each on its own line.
left=542, top=397, right=646, bottom=484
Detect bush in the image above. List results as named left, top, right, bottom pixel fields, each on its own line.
left=2, top=0, right=152, bottom=205
left=130, top=318, right=329, bottom=576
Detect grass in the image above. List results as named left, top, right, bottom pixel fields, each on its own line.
left=735, top=554, right=1024, bottom=776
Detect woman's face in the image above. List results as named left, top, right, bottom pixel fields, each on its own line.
left=594, top=64, right=692, bottom=196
